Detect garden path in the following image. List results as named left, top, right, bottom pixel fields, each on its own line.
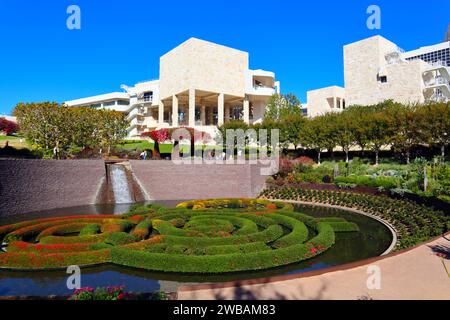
left=178, top=234, right=450, bottom=300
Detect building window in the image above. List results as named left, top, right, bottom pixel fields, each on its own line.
left=377, top=75, right=387, bottom=83
left=103, top=101, right=115, bottom=107
left=143, top=92, right=153, bottom=102
left=117, top=100, right=129, bottom=106
left=90, top=104, right=101, bottom=109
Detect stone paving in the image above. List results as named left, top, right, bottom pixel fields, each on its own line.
left=178, top=234, right=450, bottom=300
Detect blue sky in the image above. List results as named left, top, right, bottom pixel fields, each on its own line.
left=0, top=0, right=449, bottom=115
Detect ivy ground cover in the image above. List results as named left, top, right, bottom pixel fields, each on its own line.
left=0, top=199, right=358, bottom=273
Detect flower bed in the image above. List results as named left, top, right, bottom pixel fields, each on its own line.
left=0, top=199, right=358, bottom=272
left=260, top=188, right=450, bottom=250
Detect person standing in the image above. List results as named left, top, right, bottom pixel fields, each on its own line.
left=140, top=150, right=148, bottom=160
left=53, top=143, right=60, bottom=159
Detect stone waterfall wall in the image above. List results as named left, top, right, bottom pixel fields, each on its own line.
left=129, top=160, right=268, bottom=201
left=0, top=160, right=106, bottom=217
left=0, top=159, right=269, bottom=218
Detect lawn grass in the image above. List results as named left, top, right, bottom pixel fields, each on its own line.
left=115, top=140, right=154, bottom=151
left=0, top=135, right=30, bottom=149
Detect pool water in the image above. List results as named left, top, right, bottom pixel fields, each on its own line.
left=0, top=202, right=393, bottom=297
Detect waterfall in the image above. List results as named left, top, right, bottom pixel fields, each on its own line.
left=109, top=164, right=133, bottom=204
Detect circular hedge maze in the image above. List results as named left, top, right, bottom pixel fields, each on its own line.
left=0, top=199, right=359, bottom=273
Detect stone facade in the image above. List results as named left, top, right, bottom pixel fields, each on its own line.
left=306, top=35, right=440, bottom=116
left=306, top=86, right=346, bottom=117
left=66, top=38, right=278, bottom=138
left=159, top=38, right=248, bottom=100
left=344, top=36, right=426, bottom=106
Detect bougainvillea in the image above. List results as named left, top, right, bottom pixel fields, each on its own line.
left=0, top=117, right=19, bottom=135
left=141, top=127, right=211, bottom=144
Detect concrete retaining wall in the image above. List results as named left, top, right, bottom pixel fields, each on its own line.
left=0, top=159, right=269, bottom=218
left=130, top=161, right=267, bottom=200
left=0, top=160, right=105, bottom=217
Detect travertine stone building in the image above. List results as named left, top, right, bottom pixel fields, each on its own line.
left=306, top=86, right=346, bottom=117
left=66, top=38, right=280, bottom=139
left=306, top=31, right=450, bottom=117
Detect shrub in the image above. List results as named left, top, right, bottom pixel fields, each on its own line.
left=0, top=199, right=356, bottom=272
left=131, top=220, right=152, bottom=240
left=294, top=156, right=316, bottom=166
left=334, top=175, right=400, bottom=189
left=79, top=224, right=101, bottom=236
left=69, top=286, right=128, bottom=301
left=260, top=187, right=449, bottom=249
left=105, top=232, right=137, bottom=246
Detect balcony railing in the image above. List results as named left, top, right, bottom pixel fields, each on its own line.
left=137, top=96, right=153, bottom=104
left=250, top=85, right=276, bottom=96
left=425, top=76, right=449, bottom=87
left=430, top=60, right=448, bottom=67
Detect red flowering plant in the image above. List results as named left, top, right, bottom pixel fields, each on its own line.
left=277, top=157, right=295, bottom=178
left=142, top=127, right=211, bottom=144
left=294, top=156, right=316, bottom=166
left=0, top=117, right=19, bottom=135
left=69, top=286, right=132, bottom=301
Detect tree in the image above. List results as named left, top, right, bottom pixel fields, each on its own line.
left=218, top=119, right=250, bottom=143
left=14, top=102, right=74, bottom=150
left=366, top=102, right=393, bottom=165
left=279, top=113, right=307, bottom=150
left=13, top=102, right=129, bottom=156
left=257, top=118, right=280, bottom=149
left=264, top=93, right=303, bottom=121
left=345, top=105, right=371, bottom=155
left=70, top=106, right=102, bottom=148
left=415, top=102, right=450, bottom=159
left=333, top=111, right=355, bottom=163
left=301, top=116, right=329, bottom=165
left=318, top=113, right=339, bottom=160
left=0, top=118, right=19, bottom=135
left=386, top=102, right=421, bottom=164
left=96, top=109, right=129, bottom=154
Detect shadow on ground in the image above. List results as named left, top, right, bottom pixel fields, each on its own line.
left=428, top=243, right=450, bottom=259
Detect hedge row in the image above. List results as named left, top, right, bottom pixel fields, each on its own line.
left=260, top=187, right=450, bottom=249
left=110, top=223, right=335, bottom=273
left=0, top=199, right=355, bottom=272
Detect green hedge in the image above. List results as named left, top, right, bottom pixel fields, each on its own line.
left=334, top=175, right=400, bottom=189
left=80, top=224, right=101, bottom=236
left=0, top=198, right=357, bottom=272
left=110, top=223, right=334, bottom=273
left=261, top=187, right=450, bottom=249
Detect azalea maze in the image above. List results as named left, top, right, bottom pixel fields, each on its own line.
left=0, top=199, right=359, bottom=273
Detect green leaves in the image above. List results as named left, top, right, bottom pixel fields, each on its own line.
left=264, top=93, right=303, bottom=121
left=13, top=102, right=129, bottom=156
